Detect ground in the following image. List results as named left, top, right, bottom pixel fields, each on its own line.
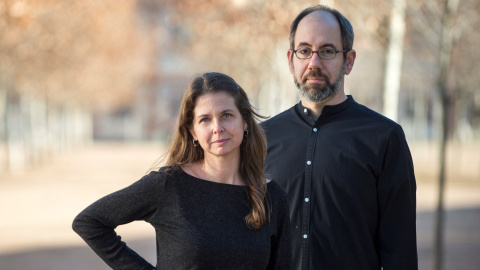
left=0, top=141, right=479, bottom=269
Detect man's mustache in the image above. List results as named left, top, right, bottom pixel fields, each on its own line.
left=302, top=70, right=329, bottom=84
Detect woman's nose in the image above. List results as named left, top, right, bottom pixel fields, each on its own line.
left=212, top=120, right=225, bottom=133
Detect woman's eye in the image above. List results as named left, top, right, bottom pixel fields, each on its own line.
left=199, top=118, right=209, bottom=123
left=223, top=113, right=232, bottom=118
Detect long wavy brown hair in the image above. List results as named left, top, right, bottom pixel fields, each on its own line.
left=165, top=72, right=270, bottom=230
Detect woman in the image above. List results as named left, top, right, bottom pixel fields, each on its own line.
left=72, top=72, right=292, bottom=269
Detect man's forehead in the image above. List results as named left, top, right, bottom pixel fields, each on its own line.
left=299, top=10, right=339, bottom=31
left=295, top=10, right=341, bottom=46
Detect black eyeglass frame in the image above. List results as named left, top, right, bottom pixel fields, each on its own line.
left=292, top=48, right=348, bottom=60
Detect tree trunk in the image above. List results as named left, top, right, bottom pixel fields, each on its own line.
left=382, top=0, right=406, bottom=122
left=433, top=0, right=460, bottom=269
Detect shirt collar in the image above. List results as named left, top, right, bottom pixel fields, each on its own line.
left=295, top=95, right=355, bottom=125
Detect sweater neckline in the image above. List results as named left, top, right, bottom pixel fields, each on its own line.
left=177, top=167, right=273, bottom=189
left=179, top=167, right=248, bottom=189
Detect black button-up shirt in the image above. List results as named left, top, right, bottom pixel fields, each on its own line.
left=261, top=96, right=417, bottom=270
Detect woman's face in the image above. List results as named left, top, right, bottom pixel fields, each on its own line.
left=191, top=92, right=247, bottom=159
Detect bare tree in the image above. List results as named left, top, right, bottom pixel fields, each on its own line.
left=408, top=0, right=480, bottom=268
left=382, top=0, right=406, bottom=121
left=0, top=0, right=146, bottom=173
left=434, top=0, right=460, bottom=269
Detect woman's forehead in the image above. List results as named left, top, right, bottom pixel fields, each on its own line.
left=193, top=92, right=237, bottom=115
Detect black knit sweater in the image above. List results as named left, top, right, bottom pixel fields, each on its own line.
left=72, top=166, right=292, bottom=269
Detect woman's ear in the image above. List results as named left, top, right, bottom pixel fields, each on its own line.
left=190, top=129, right=197, bottom=141
left=243, top=122, right=248, bottom=131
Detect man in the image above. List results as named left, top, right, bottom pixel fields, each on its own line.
left=261, top=5, right=418, bottom=270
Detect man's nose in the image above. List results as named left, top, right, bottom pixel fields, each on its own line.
left=307, top=52, right=323, bottom=69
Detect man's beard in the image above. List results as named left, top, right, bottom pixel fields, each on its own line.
left=294, top=63, right=346, bottom=103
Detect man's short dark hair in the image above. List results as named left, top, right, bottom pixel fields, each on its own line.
left=289, top=5, right=354, bottom=55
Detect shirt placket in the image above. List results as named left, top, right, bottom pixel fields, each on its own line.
left=301, top=126, right=319, bottom=270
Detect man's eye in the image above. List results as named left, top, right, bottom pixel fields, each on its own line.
left=321, top=49, right=336, bottom=55
left=298, top=48, right=311, bottom=55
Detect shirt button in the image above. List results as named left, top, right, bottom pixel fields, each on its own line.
left=305, top=198, right=309, bottom=202
left=313, top=128, right=317, bottom=132
left=307, top=161, right=311, bottom=165
left=303, top=234, right=308, bottom=239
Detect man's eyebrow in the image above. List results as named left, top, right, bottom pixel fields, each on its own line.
left=296, top=42, right=312, bottom=48
left=319, top=43, right=338, bottom=49
left=296, top=42, right=338, bottom=49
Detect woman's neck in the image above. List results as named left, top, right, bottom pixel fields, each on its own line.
left=183, top=154, right=244, bottom=186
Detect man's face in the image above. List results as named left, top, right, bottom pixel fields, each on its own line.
left=287, top=11, right=354, bottom=103
left=293, top=59, right=346, bottom=103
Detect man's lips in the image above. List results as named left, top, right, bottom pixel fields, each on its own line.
left=303, top=72, right=329, bottom=84
left=307, top=77, right=326, bottom=82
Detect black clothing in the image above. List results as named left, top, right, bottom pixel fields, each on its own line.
left=72, top=167, right=292, bottom=270
left=261, top=96, right=417, bottom=270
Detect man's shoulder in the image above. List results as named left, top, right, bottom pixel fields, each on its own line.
left=346, top=101, right=410, bottom=143
left=351, top=101, right=400, bottom=127
left=261, top=105, right=297, bottom=128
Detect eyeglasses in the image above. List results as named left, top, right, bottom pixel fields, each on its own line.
left=292, top=48, right=347, bottom=60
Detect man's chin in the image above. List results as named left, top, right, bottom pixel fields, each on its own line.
left=300, top=85, right=339, bottom=103
left=300, top=90, right=326, bottom=102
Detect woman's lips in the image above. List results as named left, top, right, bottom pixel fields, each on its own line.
left=212, top=138, right=229, bottom=144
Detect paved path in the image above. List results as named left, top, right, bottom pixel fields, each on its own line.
left=0, top=142, right=479, bottom=269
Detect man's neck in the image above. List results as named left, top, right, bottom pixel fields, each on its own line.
left=300, top=92, right=347, bottom=119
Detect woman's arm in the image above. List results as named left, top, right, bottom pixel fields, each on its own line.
left=72, top=172, right=164, bottom=270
